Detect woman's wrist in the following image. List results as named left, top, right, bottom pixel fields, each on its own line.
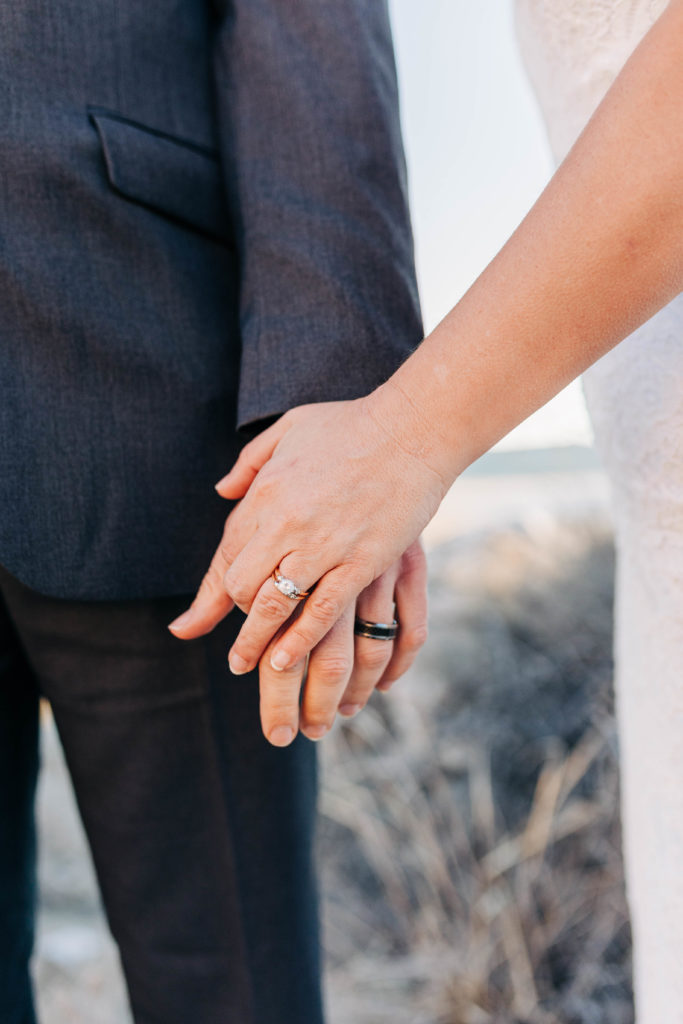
left=367, top=364, right=463, bottom=500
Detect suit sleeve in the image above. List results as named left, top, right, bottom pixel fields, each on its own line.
left=211, top=0, right=424, bottom=430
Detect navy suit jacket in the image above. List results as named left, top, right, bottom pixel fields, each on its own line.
left=0, top=0, right=422, bottom=599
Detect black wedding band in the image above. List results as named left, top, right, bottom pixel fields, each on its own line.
left=353, top=616, right=399, bottom=641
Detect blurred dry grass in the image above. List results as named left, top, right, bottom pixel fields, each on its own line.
left=321, top=516, right=632, bottom=1024
left=36, top=511, right=631, bottom=1023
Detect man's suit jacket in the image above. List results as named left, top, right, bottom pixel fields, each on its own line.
left=0, top=0, right=422, bottom=600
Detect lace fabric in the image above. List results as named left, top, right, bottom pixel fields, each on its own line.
left=514, top=3, right=683, bottom=1020
left=515, top=0, right=667, bottom=163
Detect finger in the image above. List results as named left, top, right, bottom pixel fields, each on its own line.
left=215, top=417, right=290, bottom=499
left=258, top=629, right=307, bottom=747
left=227, top=557, right=314, bottom=674
left=221, top=517, right=331, bottom=615
left=167, top=510, right=258, bottom=639
left=266, top=561, right=371, bottom=673
left=298, top=605, right=355, bottom=741
left=337, top=571, right=397, bottom=718
left=376, top=539, right=429, bottom=692
left=225, top=544, right=345, bottom=671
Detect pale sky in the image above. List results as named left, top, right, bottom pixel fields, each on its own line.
left=388, top=0, right=594, bottom=450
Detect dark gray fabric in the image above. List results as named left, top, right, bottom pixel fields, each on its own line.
left=0, top=0, right=422, bottom=601
left=0, top=561, right=324, bottom=1024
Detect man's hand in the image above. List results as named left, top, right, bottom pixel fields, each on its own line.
left=256, top=539, right=428, bottom=746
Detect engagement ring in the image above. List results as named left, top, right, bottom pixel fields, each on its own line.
left=271, top=567, right=310, bottom=601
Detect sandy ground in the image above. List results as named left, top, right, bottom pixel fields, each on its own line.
left=31, top=454, right=630, bottom=1024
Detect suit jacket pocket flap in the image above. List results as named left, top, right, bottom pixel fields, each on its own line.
left=89, top=108, right=231, bottom=244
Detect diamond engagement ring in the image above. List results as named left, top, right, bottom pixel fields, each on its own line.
left=271, top=568, right=310, bottom=601
left=353, top=617, right=399, bottom=640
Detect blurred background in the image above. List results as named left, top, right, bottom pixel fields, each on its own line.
left=36, top=2, right=630, bottom=1022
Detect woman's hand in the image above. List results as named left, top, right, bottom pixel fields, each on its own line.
left=168, top=387, right=448, bottom=674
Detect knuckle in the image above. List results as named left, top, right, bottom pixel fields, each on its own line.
left=278, top=507, right=305, bottom=534
left=357, top=643, right=391, bottom=671
left=285, top=624, right=315, bottom=653
left=256, top=591, right=290, bottom=621
left=252, top=473, right=280, bottom=504
left=224, top=577, right=251, bottom=606
left=308, top=594, right=342, bottom=625
left=316, top=656, right=351, bottom=685
left=264, top=699, right=298, bottom=720
left=402, top=624, right=429, bottom=651
left=266, top=681, right=299, bottom=703
left=217, top=541, right=239, bottom=570
left=402, top=541, right=426, bottom=571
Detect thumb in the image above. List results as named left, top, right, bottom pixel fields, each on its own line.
left=215, top=415, right=290, bottom=498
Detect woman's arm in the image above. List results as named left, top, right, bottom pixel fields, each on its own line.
left=171, top=0, right=683, bottom=676
left=380, top=0, right=683, bottom=487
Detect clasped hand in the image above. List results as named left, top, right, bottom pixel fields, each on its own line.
left=169, top=391, right=448, bottom=745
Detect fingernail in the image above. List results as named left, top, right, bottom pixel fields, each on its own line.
left=229, top=652, right=249, bottom=675
left=338, top=703, right=361, bottom=718
left=376, top=681, right=393, bottom=692
left=269, top=726, right=295, bottom=747
left=270, top=650, right=292, bottom=672
left=214, top=473, right=232, bottom=490
left=303, top=724, right=328, bottom=741
left=168, top=609, right=194, bottom=632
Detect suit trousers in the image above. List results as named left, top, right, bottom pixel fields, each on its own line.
left=0, top=561, right=324, bottom=1024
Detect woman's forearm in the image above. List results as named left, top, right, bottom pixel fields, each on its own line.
left=377, top=0, right=683, bottom=486
left=173, top=1, right=683, bottom=683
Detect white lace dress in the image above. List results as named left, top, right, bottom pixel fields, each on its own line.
left=515, top=2, right=683, bottom=1020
